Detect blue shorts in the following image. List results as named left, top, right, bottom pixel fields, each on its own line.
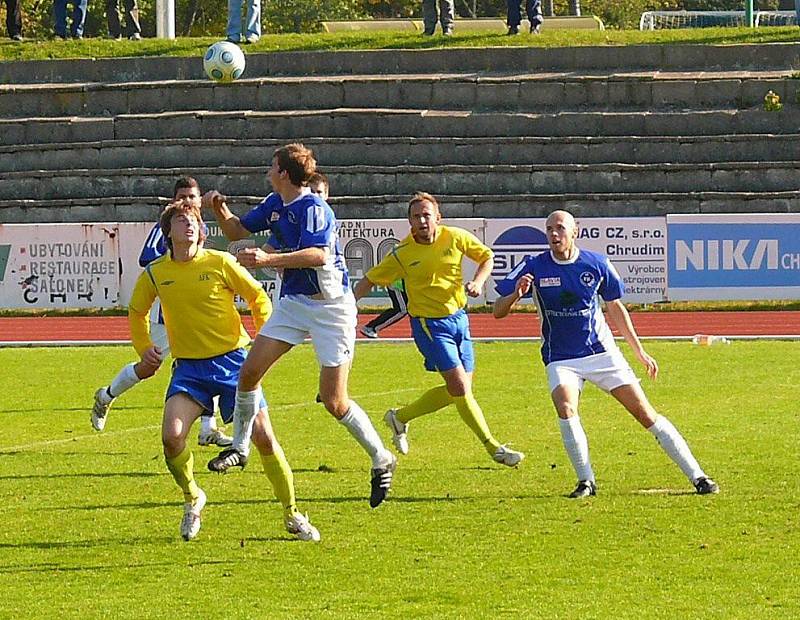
left=410, top=309, right=475, bottom=373
left=166, top=348, right=265, bottom=424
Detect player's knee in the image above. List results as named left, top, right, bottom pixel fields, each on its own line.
left=556, top=403, right=578, bottom=419
left=322, top=396, right=349, bottom=418
left=161, top=432, right=183, bottom=457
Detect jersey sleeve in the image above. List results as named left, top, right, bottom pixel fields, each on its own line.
left=494, top=256, right=535, bottom=297
left=598, top=257, right=624, bottom=301
left=221, top=253, right=272, bottom=333
left=240, top=194, right=280, bottom=234
left=127, top=269, right=158, bottom=356
left=365, top=250, right=404, bottom=287
left=455, top=228, right=494, bottom=265
left=138, top=224, right=166, bottom=267
left=298, top=199, right=335, bottom=249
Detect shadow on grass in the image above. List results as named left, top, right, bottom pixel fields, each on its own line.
left=0, top=471, right=164, bottom=480
left=0, top=558, right=234, bottom=573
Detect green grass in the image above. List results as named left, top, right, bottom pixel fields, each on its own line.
left=1, top=26, right=799, bottom=62
left=0, top=341, right=797, bottom=617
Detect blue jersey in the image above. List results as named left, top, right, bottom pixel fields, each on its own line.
left=496, top=249, right=624, bottom=365
left=139, top=224, right=167, bottom=267
left=240, top=191, right=349, bottom=299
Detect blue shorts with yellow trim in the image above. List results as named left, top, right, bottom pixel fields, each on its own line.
left=410, top=309, right=475, bottom=373
left=166, top=348, right=265, bottom=424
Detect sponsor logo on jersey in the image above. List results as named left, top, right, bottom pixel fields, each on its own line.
left=539, top=277, right=560, bottom=287
left=270, top=212, right=280, bottom=222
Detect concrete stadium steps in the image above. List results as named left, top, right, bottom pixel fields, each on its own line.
left=2, top=191, right=798, bottom=223
left=1, top=71, right=797, bottom=118
left=3, top=162, right=799, bottom=201
left=2, top=134, right=798, bottom=173
left=2, top=43, right=799, bottom=85
left=2, top=109, right=798, bottom=147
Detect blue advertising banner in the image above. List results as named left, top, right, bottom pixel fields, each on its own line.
left=667, top=214, right=800, bottom=300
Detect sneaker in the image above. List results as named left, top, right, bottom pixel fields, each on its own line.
left=360, top=325, right=378, bottom=339
left=569, top=480, right=597, bottom=498
left=207, top=448, right=248, bottom=473
left=198, top=428, right=233, bottom=447
left=694, top=477, right=719, bottom=495
left=492, top=444, right=525, bottom=467
left=369, top=452, right=397, bottom=508
left=11, top=34, right=23, bottom=42
left=129, top=33, right=141, bottom=40
left=530, top=22, right=542, bottom=34
left=91, top=387, right=113, bottom=431
left=180, top=488, right=206, bottom=541
left=285, top=511, right=321, bottom=542
left=245, top=34, right=259, bottom=44
left=384, top=409, right=409, bottom=455
left=442, top=28, right=453, bottom=37
left=507, top=26, right=519, bottom=35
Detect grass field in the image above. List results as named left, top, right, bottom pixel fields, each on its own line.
left=1, top=26, right=800, bottom=62
left=1, top=341, right=797, bottom=618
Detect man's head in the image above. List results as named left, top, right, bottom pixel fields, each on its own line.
left=160, top=199, right=207, bottom=254
left=308, top=172, right=330, bottom=201
left=269, top=143, right=316, bottom=190
left=408, top=192, right=441, bottom=245
left=173, top=176, right=201, bottom=204
left=545, top=210, right=578, bottom=258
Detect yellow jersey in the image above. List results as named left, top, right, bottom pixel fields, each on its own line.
left=366, top=225, right=493, bottom=318
left=128, top=248, right=271, bottom=359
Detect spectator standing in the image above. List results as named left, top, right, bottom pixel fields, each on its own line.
left=227, top=0, right=260, bottom=44
left=107, top=0, right=142, bottom=40
left=507, top=0, right=543, bottom=35
left=5, top=0, right=23, bottom=40
left=422, top=0, right=454, bottom=36
left=54, top=0, right=87, bottom=39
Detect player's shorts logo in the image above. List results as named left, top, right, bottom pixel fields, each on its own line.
left=580, top=271, right=596, bottom=287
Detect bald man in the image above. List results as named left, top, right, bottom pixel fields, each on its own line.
left=493, top=210, right=718, bottom=497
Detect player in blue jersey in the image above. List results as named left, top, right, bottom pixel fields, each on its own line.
left=494, top=210, right=719, bottom=497
left=91, top=177, right=232, bottom=448
left=202, top=143, right=397, bottom=508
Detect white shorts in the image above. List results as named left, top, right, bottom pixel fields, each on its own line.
left=259, top=292, right=356, bottom=368
left=546, top=350, right=639, bottom=394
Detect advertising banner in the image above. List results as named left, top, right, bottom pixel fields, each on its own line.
left=667, top=214, right=800, bottom=300
left=485, top=218, right=667, bottom=304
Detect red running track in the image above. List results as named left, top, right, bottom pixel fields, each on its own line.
left=1, top=311, right=799, bottom=343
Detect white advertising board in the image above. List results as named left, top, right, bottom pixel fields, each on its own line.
left=485, top=218, right=668, bottom=304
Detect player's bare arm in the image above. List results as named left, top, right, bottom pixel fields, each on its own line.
left=236, top=246, right=328, bottom=270
left=353, top=276, right=376, bottom=301
left=605, top=299, right=659, bottom=380
left=465, top=257, right=494, bottom=298
left=140, top=345, right=163, bottom=371
left=202, top=190, right=250, bottom=241
left=493, top=274, right=533, bottom=319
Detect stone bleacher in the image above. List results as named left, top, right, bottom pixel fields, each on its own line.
left=0, top=43, right=798, bottom=223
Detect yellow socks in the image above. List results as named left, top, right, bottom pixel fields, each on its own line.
left=165, top=445, right=200, bottom=504
left=260, top=444, right=296, bottom=514
left=397, top=385, right=453, bottom=424
left=453, top=393, right=500, bottom=455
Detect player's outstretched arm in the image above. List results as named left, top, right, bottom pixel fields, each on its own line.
left=236, top=246, right=327, bottom=270
left=202, top=191, right=251, bottom=241
left=493, top=274, right=533, bottom=319
left=605, top=299, right=658, bottom=379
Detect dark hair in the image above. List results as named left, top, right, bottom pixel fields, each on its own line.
left=273, top=143, right=316, bottom=186
left=308, top=172, right=329, bottom=194
left=159, top=201, right=207, bottom=254
left=172, top=176, right=200, bottom=199
left=407, top=191, right=439, bottom=218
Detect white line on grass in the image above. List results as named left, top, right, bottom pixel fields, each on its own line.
left=0, top=387, right=420, bottom=453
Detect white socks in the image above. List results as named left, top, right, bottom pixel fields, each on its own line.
left=339, top=401, right=392, bottom=469
left=107, top=363, right=141, bottom=399
left=199, top=413, right=216, bottom=434
left=648, top=415, right=705, bottom=482
left=232, top=389, right=261, bottom=457
left=559, top=415, right=595, bottom=482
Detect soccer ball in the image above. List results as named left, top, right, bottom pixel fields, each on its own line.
left=203, top=41, right=246, bottom=83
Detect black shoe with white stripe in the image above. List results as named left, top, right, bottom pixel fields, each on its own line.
left=207, top=448, right=248, bottom=473
left=369, top=453, right=397, bottom=508
left=569, top=480, right=597, bottom=498
left=694, top=477, right=719, bottom=495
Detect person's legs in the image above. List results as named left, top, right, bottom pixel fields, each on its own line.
left=422, top=0, right=437, bottom=34
left=226, top=0, right=243, bottom=41
left=551, top=383, right=596, bottom=495
left=244, top=0, right=260, bottom=40
left=526, top=0, right=543, bottom=31
left=124, top=0, right=141, bottom=37
left=162, top=393, right=206, bottom=540
left=439, top=0, right=455, bottom=32
left=251, top=408, right=320, bottom=541
left=92, top=356, right=162, bottom=431
left=106, top=0, right=121, bottom=37
left=71, top=0, right=88, bottom=37
left=54, top=0, right=68, bottom=37
left=611, top=383, right=715, bottom=491
left=506, top=0, right=522, bottom=28
left=363, top=288, right=408, bottom=336
left=7, top=0, right=22, bottom=37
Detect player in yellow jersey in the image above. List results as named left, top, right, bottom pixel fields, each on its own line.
left=353, top=192, right=524, bottom=467
left=128, top=199, right=320, bottom=542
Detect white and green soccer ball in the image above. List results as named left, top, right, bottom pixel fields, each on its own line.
left=203, top=41, right=246, bottom=83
